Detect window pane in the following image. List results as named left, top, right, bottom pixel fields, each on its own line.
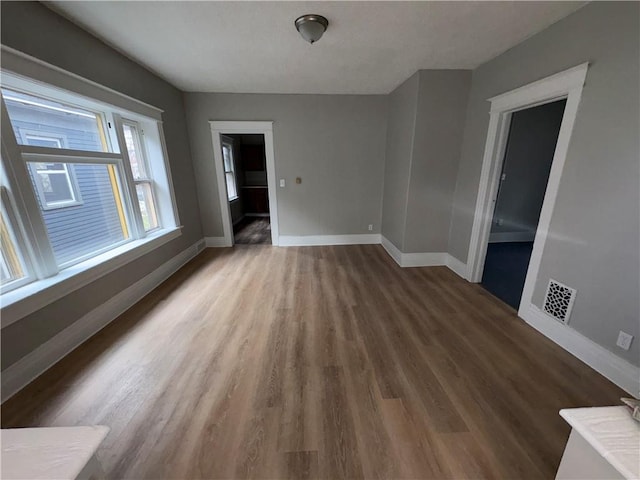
left=135, top=182, right=158, bottom=231
left=122, top=123, right=148, bottom=179
left=1, top=88, right=108, bottom=152
left=0, top=209, right=26, bottom=286
left=26, top=161, right=129, bottom=266
left=226, top=172, right=237, bottom=200
left=222, top=145, right=233, bottom=172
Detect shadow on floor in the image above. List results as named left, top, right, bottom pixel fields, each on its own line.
left=233, top=217, right=271, bottom=245
left=481, top=241, right=534, bottom=309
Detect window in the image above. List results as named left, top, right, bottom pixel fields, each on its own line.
left=22, top=133, right=64, bottom=149
left=222, top=140, right=238, bottom=201
left=122, top=122, right=158, bottom=231
left=2, top=88, right=108, bottom=152
left=0, top=67, right=179, bottom=299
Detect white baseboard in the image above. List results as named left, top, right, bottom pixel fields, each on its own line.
left=1, top=239, right=205, bottom=403
left=401, top=251, right=448, bottom=267
left=446, top=254, right=468, bottom=279
left=381, top=235, right=403, bottom=265
left=519, top=304, right=640, bottom=395
left=279, top=234, right=381, bottom=247
left=489, top=231, right=536, bottom=243
left=380, top=236, right=452, bottom=269
left=205, top=236, right=230, bottom=247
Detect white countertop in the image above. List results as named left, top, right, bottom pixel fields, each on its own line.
left=560, top=406, right=640, bottom=480
left=1, top=426, right=109, bottom=480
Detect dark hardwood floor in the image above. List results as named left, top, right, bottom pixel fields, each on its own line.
left=1, top=245, right=625, bottom=479
left=234, top=217, right=271, bottom=245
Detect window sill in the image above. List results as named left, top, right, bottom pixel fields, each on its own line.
left=0, top=227, right=182, bottom=328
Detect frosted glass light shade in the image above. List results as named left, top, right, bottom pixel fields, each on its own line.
left=295, top=15, right=329, bottom=44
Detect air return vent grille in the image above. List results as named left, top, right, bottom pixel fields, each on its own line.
left=543, top=279, right=576, bottom=324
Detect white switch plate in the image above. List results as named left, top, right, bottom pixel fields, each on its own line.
left=616, top=331, right=634, bottom=351
left=279, top=179, right=285, bottom=188
left=368, top=224, right=373, bottom=231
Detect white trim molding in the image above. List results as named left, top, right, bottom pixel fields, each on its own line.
left=466, top=63, right=588, bottom=302
left=445, top=254, right=468, bottom=279
left=381, top=236, right=464, bottom=271
left=520, top=305, right=640, bottom=395
left=1, top=46, right=163, bottom=121
left=279, top=234, right=380, bottom=247
left=1, top=239, right=205, bottom=402
left=204, top=236, right=229, bottom=248
left=209, top=121, right=279, bottom=247
left=1, top=227, right=182, bottom=328
left=381, top=236, right=403, bottom=266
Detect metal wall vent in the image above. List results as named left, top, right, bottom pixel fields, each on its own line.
left=543, top=279, right=576, bottom=324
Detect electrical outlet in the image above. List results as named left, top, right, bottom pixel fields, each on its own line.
left=616, top=331, right=634, bottom=351
left=368, top=224, right=373, bottom=231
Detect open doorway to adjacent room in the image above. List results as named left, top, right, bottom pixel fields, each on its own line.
left=210, top=121, right=279, bottom=247
left=481, top=99, right=566, bottom=309
left=221, top=134, right=271, bottom=245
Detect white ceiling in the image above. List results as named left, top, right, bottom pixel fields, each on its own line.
left=48, top=1, right=585, bottom=94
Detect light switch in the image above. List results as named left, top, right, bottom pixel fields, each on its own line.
left=279, top=179, right=285, bottom=188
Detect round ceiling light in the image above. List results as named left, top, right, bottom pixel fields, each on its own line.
left=294, top=14, right=329, bottom=44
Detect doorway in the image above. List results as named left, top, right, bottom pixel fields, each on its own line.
left=481, top=99, right=566, bottom=308
left=209, top=121, right=279, bottom=246
left=466, top=63, right=588, bottom=320
left=222, top=134, right=271, bottom=245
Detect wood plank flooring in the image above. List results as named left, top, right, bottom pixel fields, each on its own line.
left=234, top=217, right=271, bottom=245
left=1, top=245, right=625, bottom=479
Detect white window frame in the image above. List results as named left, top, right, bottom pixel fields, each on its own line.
left=0, top=47, right=181, bottom=327
left=221, top=137, right=238, bottom=202
left=120, top=119, right=160, bottom=232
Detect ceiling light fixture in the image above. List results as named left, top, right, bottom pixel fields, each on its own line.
left=294, top=14, right=329, bottom=44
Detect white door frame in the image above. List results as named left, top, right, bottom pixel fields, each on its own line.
left=466, top=63, right=588, bottom=315
left=209, top=121, right=279, bottom=246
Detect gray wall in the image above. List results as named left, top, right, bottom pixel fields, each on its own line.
left=449, top=1, right=639, bottom=365
left=380, top=70, right=470, bottom=253
left=1, top=2, right=203, bottom=370
left=490, top=100, right=565, bottom=240
left=184, top=93, right=388, bottom=238
left=404, top=70, right=470, bottom=253
left=380, top=74, right=419, bottom=249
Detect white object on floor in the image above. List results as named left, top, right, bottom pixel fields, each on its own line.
left=556, top=406, right=640, bottom=480
left=1, top=426, right=109, bottom=480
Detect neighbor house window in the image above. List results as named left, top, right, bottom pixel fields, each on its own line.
left=28, top=162, right=82, bottom=210
left=0, top=68, right=179, bottom=295
left=222, top=140, right=238, bottom=201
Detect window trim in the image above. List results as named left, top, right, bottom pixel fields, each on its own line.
left=0, top=47, right=182, bottom=322
left=0, top=226, right=182, bottom=327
